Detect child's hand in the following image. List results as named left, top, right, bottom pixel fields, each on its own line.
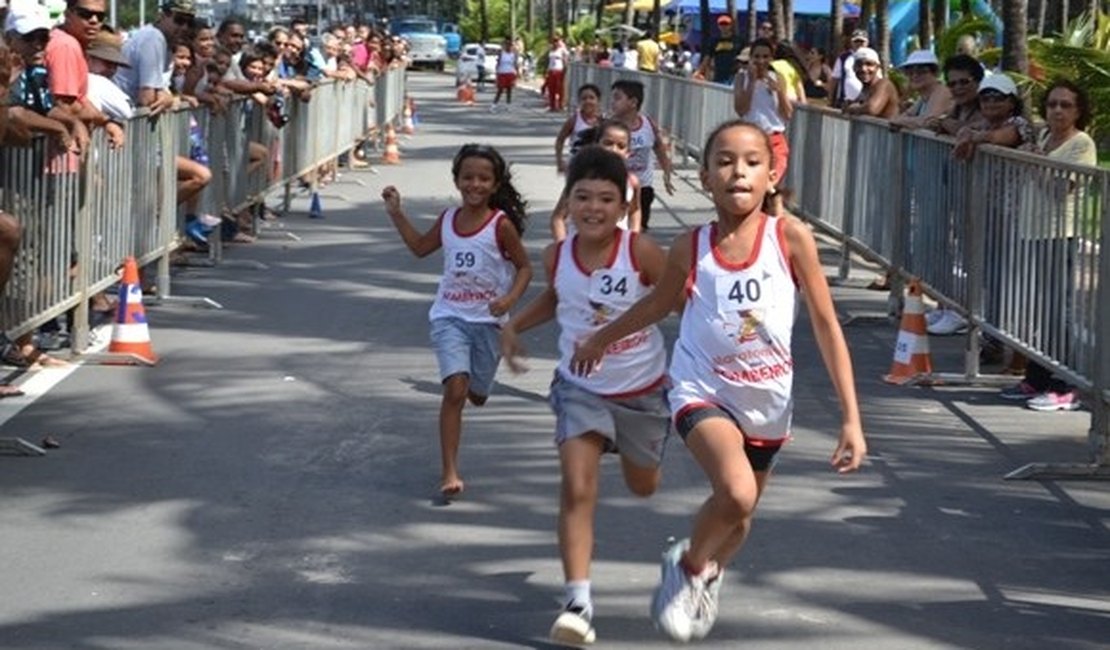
left=381, top=186, right=403, bottom=217
left=569, top=339, right=603, bottom=377
left=488, top=296, right=512, bottom=318
left=500, top=327, right=529, bottom=374
left=830, top=422, right=867, bottom=474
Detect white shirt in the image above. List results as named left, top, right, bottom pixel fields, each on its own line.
left=87, top=72, right=134, bottom=121
left=832, top=52, right=863, bottom=102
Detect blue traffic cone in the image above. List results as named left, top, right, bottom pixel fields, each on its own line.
left=309, top=191, right=324, bottom=219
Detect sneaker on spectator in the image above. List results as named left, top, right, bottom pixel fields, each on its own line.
left=926, top=310, right=968, bottom=335
left=1026, top=390, right=1080, bottom=412
left=999, top=381, right=1038, bottom=401
left=549, top=600, right=595, bottom=646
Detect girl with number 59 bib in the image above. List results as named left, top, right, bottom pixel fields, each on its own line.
left=381, top=144, right=533, bottom=500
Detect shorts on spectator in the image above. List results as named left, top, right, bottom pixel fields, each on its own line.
left=549, top=371, right=670, bottom=469
left=674, top=404, right=783, bottom=472
left=430, top=317, right=501, bottom=397
left=496, top=73, right=517, bottom=90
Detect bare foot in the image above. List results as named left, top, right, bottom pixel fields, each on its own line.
left=439, top=477, right=465, bottom=499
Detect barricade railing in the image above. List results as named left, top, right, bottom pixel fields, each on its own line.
left=567, top=62, right=1109, bottom=475
left=0, top=68, right=407, bottom=368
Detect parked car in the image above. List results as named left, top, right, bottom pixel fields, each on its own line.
left=456, top=43, right=501, bottom=84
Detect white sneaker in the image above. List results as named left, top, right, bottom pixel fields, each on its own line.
left=926, top=310, right=968, bottom=336
left=925, top=308, right=945, bottom=326
left=651, top=539, right=717, bottom=642
left=550, top=600, right=595, bottom=646
left=689, top=567, right=723, bottom=640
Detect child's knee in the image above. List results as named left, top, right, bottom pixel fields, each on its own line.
left=561, top=472, right=598, bottom=506
left=625, top=472, right=659, bottom=498
left=442, top=374, right=470, bottom=404
left=714, top=483, right=757, bottom=523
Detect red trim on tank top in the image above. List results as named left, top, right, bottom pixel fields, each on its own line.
left=571, top=230, right=622, bottom=276
left=774, top=217, right=799, bottom=287
left=602, top=374, right=666, bottom=400
left=710, top=215, right=768, bottom=271
left=684, top=226, right=701, bottom=300
left=452, top=207, right=500, bottom=238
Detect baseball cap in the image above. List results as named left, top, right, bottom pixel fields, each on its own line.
left=86, top=31, right=131, bottom=67
left=978, top=73, right=1017, bottom=96
left=853, top=47, right=880, bottom=65
left=4, top=1, right=53, bottom=35
left=900, top=49, right=939, bottom=68
left=161, top=0, right=196, bottom=15
left=717, top=15, right=733, bottom=26
left=851, top=29, right=869, bottom=42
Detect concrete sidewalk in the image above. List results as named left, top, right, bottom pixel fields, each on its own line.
left=0, top=72, right=1106, bottom=650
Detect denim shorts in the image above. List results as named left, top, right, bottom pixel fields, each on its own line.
left=674, top=404, right=783, bottom=472
left=430, top=317, right=501, bottom=397
left=549, top=372, right=670, bottom=469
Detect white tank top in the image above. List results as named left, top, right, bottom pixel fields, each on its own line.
left=738, top=71, right=787, bottom=134
left=626, top=115, right=657, bottom=189
left=429, top=207, right=516, bottom=324
left=555, top=230, right=666, bottom=396
left=668, top=217, right=797, bottom=441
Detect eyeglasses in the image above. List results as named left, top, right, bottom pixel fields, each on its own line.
left=904, top=65, right=932, bottom=75
left=1046, top=100, right=1076, bottom=109
left=73, top=6, right=107, bottom=21
left=978, top=92, right=1010, bottom=103
left=946, top=77, right=975, bottom=88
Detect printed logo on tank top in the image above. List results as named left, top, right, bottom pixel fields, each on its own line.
left=585, top=268, right=651, bottom=354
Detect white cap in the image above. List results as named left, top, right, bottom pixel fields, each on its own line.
left=854, top=47, right=880, bottom=65
left=4, top=0, right=53, bottom=35
left=978, top=73, right=1017, bottom=96
left=900, top=49, right=939, bottom=68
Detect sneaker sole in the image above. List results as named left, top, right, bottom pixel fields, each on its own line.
left=999, top=393, right=1036, bottom=402
left=1026, top=402, right=1080, bottom=412
left=550, top=612, right=596, bottom=646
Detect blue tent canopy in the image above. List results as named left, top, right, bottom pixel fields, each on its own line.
left=665, top=0, right=860, bottom=16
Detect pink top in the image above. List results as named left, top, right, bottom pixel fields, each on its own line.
left=45, top=28, right=89, bottom=102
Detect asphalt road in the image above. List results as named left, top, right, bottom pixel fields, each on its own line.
left=1, top=72, right=1107, bottom=650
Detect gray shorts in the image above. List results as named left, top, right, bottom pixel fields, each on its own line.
left=549, top=371, right=671, bottom=469
left=430, top=317, right=501, bottom=397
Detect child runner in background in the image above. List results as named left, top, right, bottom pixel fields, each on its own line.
left=381, top=144, right=534, bottom=499
left=501, top=145, right=670, bottom=647
left=490, top=36, right=520, bottom=112
left=571, top=120, right=867, bottom=642
left=550, top=120, right=642, bottom=241
left=609, top=79, right=675, bottom=231
left=554, top=83, right=603, bottom=173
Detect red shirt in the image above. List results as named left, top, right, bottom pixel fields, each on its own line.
left=45, top=28, right=89, bottom=103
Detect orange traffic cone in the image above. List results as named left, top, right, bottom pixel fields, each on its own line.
left=106, top=257, right=158, bottom=365
left=401, top=96, right=416, bottom=134
left=883, top=280, right=932, bottom=385
left=382, top=124, right=401, bottom=165
left=457, top=80, right=475, bottom=105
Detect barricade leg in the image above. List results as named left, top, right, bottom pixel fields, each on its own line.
left=0, top=438, right=46, bottom=456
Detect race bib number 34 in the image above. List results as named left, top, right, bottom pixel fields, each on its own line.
left=589, top=270, right=637, bottom=306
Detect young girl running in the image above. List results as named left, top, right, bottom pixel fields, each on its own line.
left=501, top=145, right=670, bottom=647
left=550, top=120, right=642, bottom=241
left=571, top=120, right=867, bottom=642
left=381, top=144, right=534, bottom=499
left=554, top=83, right=603, bottom=173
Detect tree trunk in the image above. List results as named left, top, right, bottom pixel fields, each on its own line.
left=1002, top=0, right=1029, bottom=74
left=860, top=0, right=873, bottom=36
left=960, top=0, right=972, bottom=16
left=700, top=0, right=712, bottom=59
left=595, top=0, right=604, bottom=33
left=1036, top=0, right=1045, bottom=36
left=1060, top=0, right=1069, bottom=33
left=625, top=0, right=636, bottom=27
left=653, top=0, right=662, bottom=36
left=876, top=0, right=890, bottom=69
left=784, top=0, right=794, bottom=41
left=749, top=0, right=758, bottom=44
left=549, top=0, right=557, bottom=40
left=510, top=0, right=517, bottom=38
left=919, top=0, right=932, bottom=49
left=771, top=0, right=786, bottom=42
left=562, top=0, right=571, bottom=37
left=527, top=0, right=534, bottom=33
left=932, top=0, right=946, bottom=45
left=480, top=0, right=489, bottom=43
left=830, top=0, right=843, bottom=56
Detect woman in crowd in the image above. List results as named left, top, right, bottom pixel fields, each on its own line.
left=889, top=49, right=951, bottom=130
left=999, top=79, right=1097, bottom=412
left=803, top=47, right=832, bottom=101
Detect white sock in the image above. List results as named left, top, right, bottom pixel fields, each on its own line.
left=564, top=580, right=592, bottom=617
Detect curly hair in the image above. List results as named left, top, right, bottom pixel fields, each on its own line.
left=451, top=144, right=528, bottom=234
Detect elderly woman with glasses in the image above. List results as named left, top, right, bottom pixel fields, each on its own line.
left=890, top=49, right=952, bottom=130
left=952, top=73, right=1035, bottom=160
left=927, top=54, right=985, bottom=136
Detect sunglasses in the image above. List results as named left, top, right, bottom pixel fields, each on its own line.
left=904, top=65, right=933, bottom=75
left=978, top=91, right=1010, bottom=103
left=73, top=6, right=107, bottom=21
left=946, top=77, right=975, bottom=88
left=1046, top=100, right=1076, bottom=109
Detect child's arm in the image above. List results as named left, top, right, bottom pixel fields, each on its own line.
left=627, top=176, right=643, bottom=232
left=501, top=243, right=559, bottom=373
left=571, top=231, right=692, bottom=376
left=488, top=219, right=534, bottom=317
left=549, top=192, right=570, bottom=242
left=733, top=69, right=755, bottom=117
left=380, top=185, right=443, bottom=257
left=650, top=118, right=676, bottom=195
left=554, top=115, right=575, bottom=173
left=784, top=216, right=866, bottom=473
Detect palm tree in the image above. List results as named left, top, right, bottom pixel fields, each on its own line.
left=550, top=0, right=558, bottom=39
left=700, top=0, right=712, bottom=59
left=784, top=0, right=794, bottom=40
left=653, top=0, right=662, bottom=37
left=920, top=0, right=933, bottom=48
left=771, top=0, right=786, bottom=41
left=528, top=0, right=535, bottom=32
left=595, top=0, right=605, bottom=34
left=480, top=0, right=489, bottom=43
left=749, top=0, right=759, bottom=44
left=876, top=0, right=891, bottom=66
left=625, top=0, right=636, bottom=28
left=1002, top=0, right=1029, bottom=73
left=933, top=0, right=948, bottom=38
left=830, top=0, right=844, bottom=57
